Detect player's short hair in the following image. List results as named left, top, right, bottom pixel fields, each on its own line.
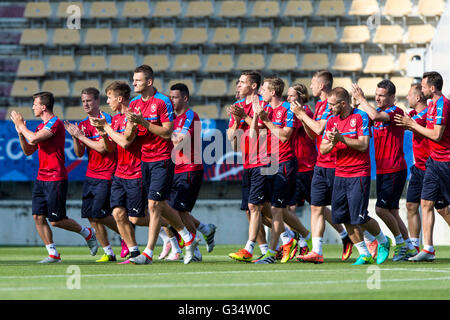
left=377, top=79, right=396, bottom=96
left=330, top=87, right=350, bottom=105
left=241, top=70, right=262, bottom=90
left=170, top=83, right=190, bottom=98
left=33, top=91, right=54, bottom=112
left=313, top=70, right=333, bottom=91
left=81, top=87, right=100, bottom=100
left=105, top=81, right=131, bottom=101
left=264, top=76, right=285, bottom=97
left=134, top=64, right=154, bottom=81
left=410, top=83, right=427, bottom=104
left=290, top=83, right=309, bottom=104
left=423, top=71, right=443, bottom=91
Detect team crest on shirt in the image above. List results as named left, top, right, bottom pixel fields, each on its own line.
left=151, top=104, right=157, bottom=113
left=276, top=110, right=283, bottom=122
left=350, top=119, right=356, bottom=127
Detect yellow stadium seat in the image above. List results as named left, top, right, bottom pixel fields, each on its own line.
left=17, top=59, right=45, bottom=77
left=24, top=2, right=52, bottom=18
left=109, top=55, right=136, bottom=72
left=300, top=54, right=329, bottom=71
left=217, top=0, right=247, bottom=17
left=236, top=54, right=265, bottom=70
left=122, top=1, right=150, bottom=18
left=417, top=0, right=445, bottom=16
left=348, top=0, right=379, bottom=16
left=390, top=77, right=414, bottom=97
left=142, top=55, right=170, bottom=72
left=102, top=78, right=131, bottom=96
left=333, top=77, right=353, bottom=92
left=333, top=53, right=363, bottom=72
left=20, top=29, right=48, bottom=45
left=373, top=25, right=404, bottom=44
left=117, top=28, right=144, bottom=45
left=308, top=27, right=337, bottom=44
left=383, top=0, right=412, bottom=17
left=250, top=1, right=279, bottom=17
left=153, top=1, right=181, bottom=17
left=167, top=79, right=195, bottom=95
left=57, top=2, right=84, bottom=18
left=192, top=105, right=219, bottom=119
left=317, top=0, right=346, bottom=16
left=90, top=1, right=118, bottom=18
left=227, top=79, right=239, bottom=97
left=211, top=28, right=240, bottom=45
left=172, top=54, right=201, bottom=72
left=197, top=79, right=228, bottom=97
left=185, top=1, right=213, bottom=17
left=7, top=107, right=35, bottom=120
left=204, top=55, right=234, bottom=73
left=84, top=28, right=112, bottom=46
left=48, top=56, right=76, bottom=73
left=276, top=27, right=305, bottom=44
left=406, top=24, right=435, bottom=44
left=72, top=80, right=101, bottom=97
left=242, top=27, right=272, bottom=44
left=65, top=107, right=87, bottom=120
left=340, top=25, right=370, bottom=43
left=268, top=54, right=298, bottom=71
left=284, top=1, right=313, bottom=17
left=42, top=80, right=70, bottom=98
left=79, top=56, right=107, bottom=73
left=356, top=77, right=383, bottom=98
left=178, top=28, right=208, bottom=45
left=146, top=28, right=175, bottom=45
left=398, top=52, right=413, bottom=72
left=364, top=55, right=395, bottom=74
left=11, top=80, right=39, bottom=97
left=53, top=28, right=80, bottom=45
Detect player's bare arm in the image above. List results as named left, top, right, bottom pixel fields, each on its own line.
left=126, top=107, right=173, bottom=140
left=257, top=105, right=293, bottom=143
left=11, top=112, right=37, bottom=155
left=352, top=84, right=390, bottom=122
left=10, top=110, right=53, bottom=146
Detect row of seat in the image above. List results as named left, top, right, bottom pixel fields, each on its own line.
left=20, top=24, right=435, bottom=46
left=24, top=0, right=446, bottom=19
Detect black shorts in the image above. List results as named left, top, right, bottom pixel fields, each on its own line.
left=288, top=170, right=314, bottom=206
left=246, top=166, right=271, bottom=206
left=376, top=169, right=407, bottom=210
left=32, top=179, right=68, bottom=222
left=168, top=170, right=203, bottom=212
left=421, top=157, right=450, bottom=206
left=271, top=158, right=297, bottom=208
left=141, top=159, right=174, bottom=201
left=110, top=175, right=146, bottom=217
left=81, top=177, right=112, bottom=219
left=311, top=166, right=335, bottom=206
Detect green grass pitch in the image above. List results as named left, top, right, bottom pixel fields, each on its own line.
left=0, top=245, right=449, bottom=300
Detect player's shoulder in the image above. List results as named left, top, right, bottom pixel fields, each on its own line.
left=129, top=94, right=142, bottom=106
left=154, top=91, right=172, bottom=106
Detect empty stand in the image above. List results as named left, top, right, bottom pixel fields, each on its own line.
left=211, top=28, right=240, bottom=45
left=406, top=24, right=435, bottom=44
left=72, top=80, right=101, bottom=97
left=172, top=54, right=201, bottom=72
left=243, top=27, right=272, bottom=44
left=24, top=2, right=52, bottom=18
left=17, top=59, right=45, bottom=77
left=348, top=0, right=379, bottom=16
left=383, top=0, right=412, bottom=17
left=356, top=77, right=383, bottom=97
left=47, top=56, right=76, bottom=73
left=57, top=2, right=84, bottom=18
left=204, top=55, right=234, bottom=73
left=268, top=54, right=298, bottom=71
left=142, top=55, right=170, bottom=72
left=52, top=28, right=80, bottom=46
left=364, top=55, right=396, bottom=74
left=333, top=77, right=353, bottom=92
left=90, top=1, right=118, bottom=19
left=390, top=77, right=414, bottom=97
left=11, top=80, right=39, bottom=97
left=317, top=0, right=346, bottom=17
left=217, top=1, right=247, bottom=17
left=167, top=79, right=195, bottom=95
left=7, top=106, right=34, bottom=120
left=65, top=106, right=87, bottom=120
left=42, top=80, right=70, bottom=98
left=117, top=28, right=144, bottom=45
left=84, top=28, right=112, bottom=46
left=79, top=56, right=107, bottom=73
left=340, top=25, right=370, bottom=44
left=178, top=28, right=208, bottom=45
left=276, top=27, right=305, bottom=44
left=197, top=79, right=227, bottom=97
left=308, top=27, right=337, bottom=44
left=192, top=105, right=219, bottom=119
left=236, top=54, right=265, bottom=70
left=20, top=29, right=47, bottom=45
left=185, top=1, right=214, bottom=18
left=417, top=0, right=445, bottom=16
left=250, top=1, right=280, bottom=18
left=146, top=28, right=175, bottom=45
left=300, top=54, right=329, bottom=71
left=283, top=1, right=314, bottom=17
left=333, top=53, right=363, bottom=72
left=373, top=25, right=404, bottom=45
left=153, top=1, right=181, bottom=17
left=122, top=1, right=150, bottom=18
left=109, top=55, right=136, bottom=72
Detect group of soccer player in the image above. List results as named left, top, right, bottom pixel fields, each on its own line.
left=8, top=64, right=450, bottom=266
left=226, top=69, right=449, bottom=265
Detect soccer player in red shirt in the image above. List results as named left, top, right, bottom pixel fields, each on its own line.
left=64, top=87, right=123, bottom=262
left=320, top=87, right=390, bottom=265
left=10, top=91, right=98, bottom=263
left=394, top=71, right=450, bottom=261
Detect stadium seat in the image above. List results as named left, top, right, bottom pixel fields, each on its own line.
left=102, top=78, right=130, bottom=95
left=217, top=0, right=247, bottom=17
left=52, top=28, right=80, bottom=45
left=172, top=54, right=201, bottom=72
left=197, top=79, right=227, bottom=97
left=373, top=25, right=404, bottom=44
left=109, top=55, right=136, bottom=72
left=20, top=29, right=48, bottom=45
left=185, top=1, right=213, bottom=17
left=333, top=77, right=353, bottom=92
left=153, top=78, right=164, bottom=92
left=348, top=0, right=379, bottom=16
left=364, top=55, right=396, bottom=74
left=236, top=53, right=265, bottom=70
left=122, top=1, right=150, bottom=18
left=117, top=28, right=144, bottom=45
left=417, top=0, right=445, bottom=16
left=178, top=28, right=208, bottom=45
left=283, top=1, right=313, bottom=17
left=153, top=1, right=181, bottom=17
left=65, top=106, right=87, bottom=120
left=57, top=2, right=84, bottom=18
left=146, top=27, right=175, bottom=45
left=79, top=56, right=107, bottom=73
left=142, top=55, right=170, bottom=72
left=340, top=25, right=370, bottom=44
left=316, top=0, right=346, bottom=16
left=406, top=24, right=435, bottom=44
left=47, top=56, right=76, bottom=73
left=17, top=59, right=45, bottom=77
left=250, top=1, right=280, bottom=17
left=72, top=80, right=101, bottom=97
left=7, top=107, right=34, bottom=120
left=357, top=77, right=383, bottom=97
left=383, top=0, right=412, bottom=17
left=24, top=2, right=52, bottom=18
left=192, top=105, right=219, bottom=119
left=11, top=80, right=39, bottom=97
left=242, top=27, right=272, bottom=44
left=204, top=54, right=234, bottom=73
left=41, top=80, right=70, bottom=98
left=211, top=28, right=240, bottom=45
left=276, top=27, right=305, bottom=44
left=308, top=27, right=337, bottom=44
left=89, top=1, right=118, bottom=18
left=84, top=28, right=112, bottom=46
left=333, top=53, right=363, bottom=72
left=268, top=54, right=298, bottom=71
left=300, top=53, right=329, bottom=71
left=397, top=52, right=413, bottom=72
left=167, top=79, right=195, bottom=95
left=390, top=77, right=413, bottom=97
left=227, top=79, right=239, bottom=97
